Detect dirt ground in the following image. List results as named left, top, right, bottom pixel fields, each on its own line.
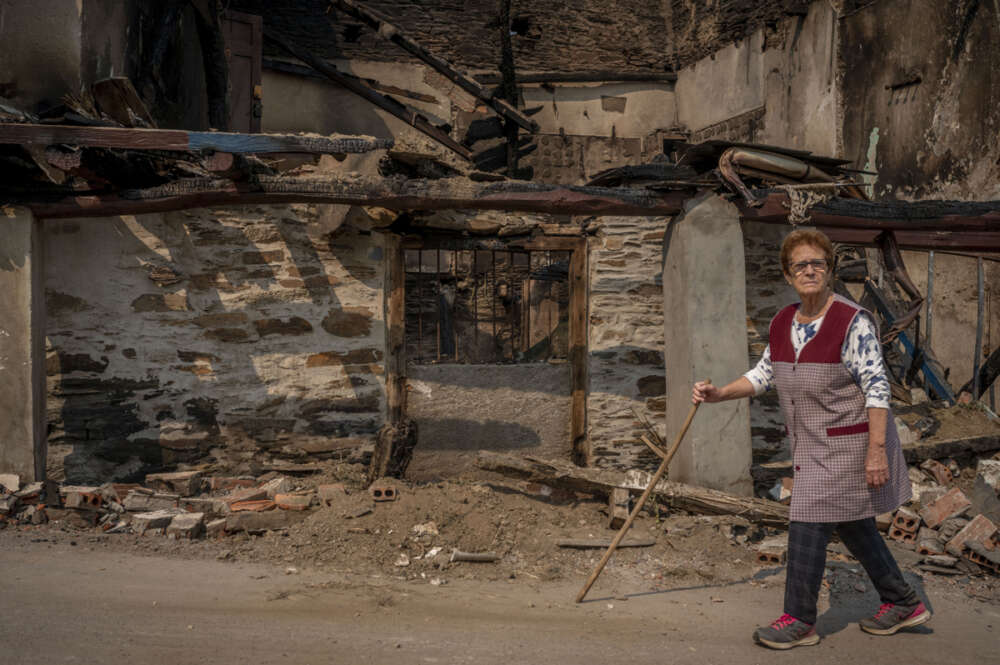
left=2, top=521, right=997, bottom=665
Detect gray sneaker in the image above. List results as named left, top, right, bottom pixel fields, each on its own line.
left=859, top=602, right=932, bottom=635
left=753, top=613, right=820, bottom=650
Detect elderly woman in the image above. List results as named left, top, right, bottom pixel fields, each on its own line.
left=692, top=229, right=930, bottom=649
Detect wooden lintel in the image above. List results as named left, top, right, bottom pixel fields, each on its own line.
left=474, top=71, right=678, bottom=85
left=263, top=31, right=473, bottom=161
left=330, top=0, right=538, bottom=133
left=0, top=123, right=391, bottom=154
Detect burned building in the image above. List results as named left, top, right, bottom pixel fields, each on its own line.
left=1, top=0, right=998, bottom=503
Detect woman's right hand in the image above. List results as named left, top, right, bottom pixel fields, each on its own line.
left=692, top=380, right=720, bottom=404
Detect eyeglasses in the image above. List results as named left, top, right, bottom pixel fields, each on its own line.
left=789, top=259, right=828, bottom=275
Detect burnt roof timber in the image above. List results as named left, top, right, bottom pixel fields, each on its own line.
left=264, top=30, right=472, bottom=161
left=0, top=123, right=392, bottom=154
left=473, top=71, right=678, bottom=85
left=328, top=0, right=538, bottom=133
left=18, top=176, right=1000, bottom=239
left=263, top=58, right=440, bottom=104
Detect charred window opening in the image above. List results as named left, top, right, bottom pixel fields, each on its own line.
left=404, top=248, right=570, bottom=365
left=342, top=23, right=363, bottom=43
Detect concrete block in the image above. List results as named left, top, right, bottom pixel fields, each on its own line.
left=938, top=517, right=969, bottom=541
left=0, top=474, right=20, bottom=493
left=916, top=486, right=948, bottom=509
left=145, top=471, right=203, bottom=497
left=275, top=493, right=312, bottom=511
left=123, top=490, right=179, bottom=512
left=919, top=488, right=971, bottom=529
left=317, top=483, right=348, bottom=506
left=977, top=459, right=1000, bottom=492
left=892, top=506, right=920, bottom=533
left=753, top=536, right=787, bottom=564
left=965, top=540, right=1000, bottom=573
left=663, top=193, right=751, bottom=495
left=0, top=495, right=18, bottom=516
left=205, top=517, right=227, bottom=538
left=167, top=512, right=205, bottom=539
left=608, top=488, right=630, bottom=529
left=260, top=476, right=294, bottom=499
left=132, top=509, right=183, bottom=534
left=945, top=514, right=998, bottom=557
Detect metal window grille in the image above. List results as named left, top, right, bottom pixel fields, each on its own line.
left=404, top=248, right=571, bottom=364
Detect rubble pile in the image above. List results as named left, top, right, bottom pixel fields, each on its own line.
left=882, top=457, right=1000, bottom=575
left=0, top=469, right=362, bottom=540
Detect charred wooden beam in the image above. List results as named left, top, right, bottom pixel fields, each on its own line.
left=473, top=71, right=678, bottom=85
left=263, top=31, right=473, bottom=161
left=190, top=0, right=230, bottom=130
left=739, top=193, right=1000, bottom=232
left=0, top=123, right=391, bottom=154
left=329, top=0, right=537, bottom=133
left=822, top=228, right=1000, bottom=253
left=26, top=175, right=694, bottom=219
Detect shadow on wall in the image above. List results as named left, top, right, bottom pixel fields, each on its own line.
left=49, top=207, right=389, bottom=484
left=413, top=418, right=542, bottom=451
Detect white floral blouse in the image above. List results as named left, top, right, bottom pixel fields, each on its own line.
left=744, top=310, right=891, bottom=408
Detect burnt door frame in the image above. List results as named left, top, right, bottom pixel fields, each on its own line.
left=222, top=10, right=262, bottom=133
left=387, top=234, right=589, bottom=464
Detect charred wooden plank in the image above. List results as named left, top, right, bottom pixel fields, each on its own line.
left=330, top=0, right=537, bottom=133
left=262, top=58, right=439, bottom=104
left=476, top=451, right=790, bottom=528
left=474, top=71, right=678, bottom=85
left=26, top=175, right=693, bottom=219
left=263, top=30, right=472, bottom=160
left=0, top=123, right=392, bottom=154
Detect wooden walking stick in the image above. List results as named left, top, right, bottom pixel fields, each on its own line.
left=575, top=381, right=708, bottom=603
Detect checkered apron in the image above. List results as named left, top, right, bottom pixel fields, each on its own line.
left=770, top=295, right=911, bottom=522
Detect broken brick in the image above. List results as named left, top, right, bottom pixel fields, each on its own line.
left=132, top=509, right=183, bottom=535
left=260, top=476, right=294, bottom=499
left=889, top=526, right=917, bottom=544
left=209, top=476, right=256, bottom=492
left=229, top=499, right=275, bottom=512
left=919, top=459, right=952, bottom=486
left=892, top=506, right=920, bottom=533
left=123, top=490, right=180, bottom=512
left=226, top=487, right=268, bottom=505
left=274, top=493, right=313, bottom=511
left=919, top=488, right=971, bottom=529
left=945, top=514, right=998, bottom=557
left=370, top=481, right=399, bottom=502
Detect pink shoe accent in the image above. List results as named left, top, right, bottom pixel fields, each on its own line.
left=771, top=614, right=798, bottom=629
left=873, top=603, right=895, bottom=619
left=905, top=602, right=927, bottom=618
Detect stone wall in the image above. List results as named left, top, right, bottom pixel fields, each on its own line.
left=586, top=216, right=668, bottom=470
left=43, top=205, right=386, bottom=483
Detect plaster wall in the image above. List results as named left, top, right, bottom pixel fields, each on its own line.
left=520, top=83, right=676, bottom=139
left=0, top=1, right=82, bottom=110
left=674, top=2, right=840, bottom=155
left=43, top=205, right=386, bottom=483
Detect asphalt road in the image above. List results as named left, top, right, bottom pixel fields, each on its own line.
left=1, top=534, right=996, bottom=665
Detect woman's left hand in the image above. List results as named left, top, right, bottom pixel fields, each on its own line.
left=865, top=446, right=889, bottom=488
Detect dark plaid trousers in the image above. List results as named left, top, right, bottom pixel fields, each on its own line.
left=785, top=518, right=918, bottom=625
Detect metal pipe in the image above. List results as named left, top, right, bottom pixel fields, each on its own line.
left=974, top=257, right=985, bottom=398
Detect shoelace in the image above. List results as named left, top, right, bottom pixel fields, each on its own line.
left=771, top=614, right=797, bottom=629
left=873, top=603, right=895, bottom=619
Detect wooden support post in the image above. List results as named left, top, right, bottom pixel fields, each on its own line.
left=569, top=238, right=589, bottom=465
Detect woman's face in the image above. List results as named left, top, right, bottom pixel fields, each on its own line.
left=784, top=243, right=830, bottom=298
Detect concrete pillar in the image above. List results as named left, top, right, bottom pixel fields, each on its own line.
left=662, top=193, right=751, bottom=495
left=0, top=207, right=46, bottom=481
